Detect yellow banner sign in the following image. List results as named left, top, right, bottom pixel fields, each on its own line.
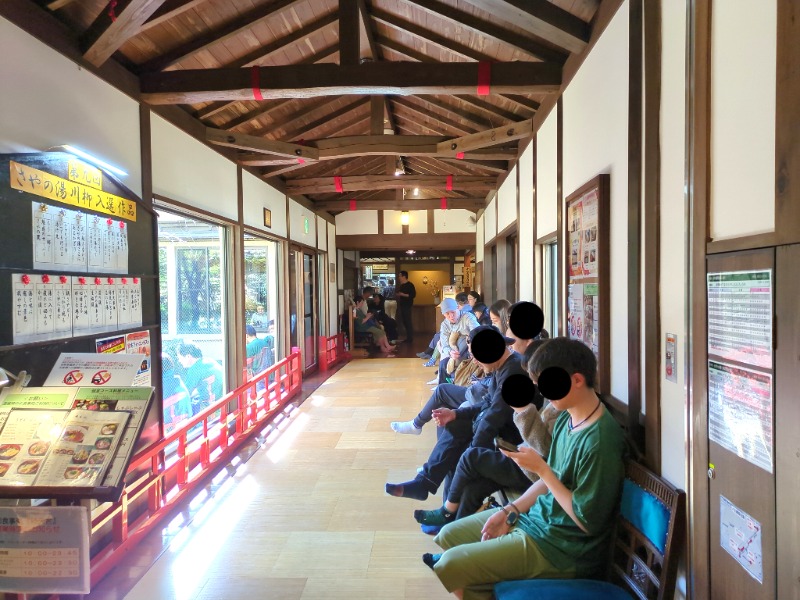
left=10, top=161, right=136, bottom=221
left=68, top=159, right=103, bottom=190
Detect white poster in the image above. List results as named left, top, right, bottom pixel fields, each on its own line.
left=31, top=203, right=55, bottom=269
left=44, top=353, right=143, bottom=388
left=11, top=274, right=35, bottom=343
left=720, top=495, right=763, bottom=583
left=71, top=276, right=91, bottom=335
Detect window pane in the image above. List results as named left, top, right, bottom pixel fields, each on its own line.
left=158, top=209, right=227, bottom=435
left=244, top=235, right=281, bottom=373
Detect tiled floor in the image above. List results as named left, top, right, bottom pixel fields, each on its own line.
left=87, top=354, right=449, bottom=600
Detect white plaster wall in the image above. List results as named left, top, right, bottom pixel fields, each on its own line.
left=0, top=17, right=142, bottom=197
left=242, top=170, right=288, bottom=238
left=335, top=210, right=379, bottom=234
left=476, top=215, right=485, bottom=263
left=710, top=0, right=776, bottom=240
left=563, top=0, right=629, bottom=403
left=384, top=211, right=403, bottom=234
left=660, top=0, right=689, bottom=497
left=288, top=199, right=316, bottom=246
left=408, top=210, right=427, bottom=234
left=497, top=166, right=518, bottom=232
left=317, top=215, right=327, bottom=250
left=434, top=209, right=476, bottom=233
left=151, top=114, right=237, bottom=220
left=327, top=222, right=338, bottom=335
left=484, top=197, right=497, bottom=243
left=537, top=107, right=559, bottom=239
left=519, top=144, right=535, bottom=300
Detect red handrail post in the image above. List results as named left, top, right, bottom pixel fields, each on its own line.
left=319, top=336, right=329, bottom=371
left=113, top=489, right=129, bottom=543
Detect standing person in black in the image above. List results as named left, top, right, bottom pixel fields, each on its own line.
left=396, top=270, right=416, bottom=343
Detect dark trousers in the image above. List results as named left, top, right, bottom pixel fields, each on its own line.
left=397, top=303, right=413, bottom=341
left=416, top=418, right=475, bottom=494
left=412, top=383, right=467, bottom=429
left=378, top=315, right=398, bottom=341
left=447, top=447, right=533, bottom=518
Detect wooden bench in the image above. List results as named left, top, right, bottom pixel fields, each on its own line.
left=494, top=460, right=686, bottom=600
left=347, top=305, right=373, bottom=349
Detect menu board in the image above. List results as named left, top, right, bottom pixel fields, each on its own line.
left=0, top=409, right=129, bottom=488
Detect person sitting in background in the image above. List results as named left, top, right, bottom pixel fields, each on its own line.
left=246, top=325, right=272, bottom=390
left=467, top=290, right=482, bottom=308
left=456, top=292, right=472, bottom=315
left=371, top=290, right=398, bottom=342
left=162, top=354, right=192, bottom=432
left=431, top=298, right=480, bottom=386
left=251, top=305, right=268, bottom=330
left=353, top=297, right=396, bottom=354
left=177, top=343, right=225, bottom=415
left=489, top=299, right=512, bottom=335
left=472, top=302, right=491, bottom=327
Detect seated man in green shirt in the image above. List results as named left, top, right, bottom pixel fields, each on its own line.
left=246, top=325, right=271, bottom=390
left=426, top=337, right=627, bottom=600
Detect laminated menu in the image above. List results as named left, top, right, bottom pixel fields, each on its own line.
left=0, top=409, right=129, bottom=488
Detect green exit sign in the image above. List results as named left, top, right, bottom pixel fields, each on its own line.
left=304, top=217, right=310, bottom=234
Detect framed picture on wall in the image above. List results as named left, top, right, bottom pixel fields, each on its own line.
left=263, top=208, right=272, bottom=228
left=564, top=174, right=610, bottom=395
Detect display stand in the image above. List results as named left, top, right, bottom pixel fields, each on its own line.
left=0, top=151, right=163, bottom=451
left=564, top=174, right=610, bottom=395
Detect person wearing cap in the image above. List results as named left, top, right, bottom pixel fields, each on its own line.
left=433, top=297, right=480, bottom=386
left=386, top=326, right=525, bottom=502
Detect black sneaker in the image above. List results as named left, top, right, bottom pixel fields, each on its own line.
left=414, top=507, right=455, bottom=526
left=422, top=553, right=442, bottom=570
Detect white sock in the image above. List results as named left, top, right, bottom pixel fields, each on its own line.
left=391, top=420, right=422, bottom=435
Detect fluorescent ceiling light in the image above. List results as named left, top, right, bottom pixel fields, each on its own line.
left=62, top=145, right=128, bottom=177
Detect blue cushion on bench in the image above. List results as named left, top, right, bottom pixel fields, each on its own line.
left=494, top=579, right=632, bottom=600
left=620, top=479, right=670, bottom=553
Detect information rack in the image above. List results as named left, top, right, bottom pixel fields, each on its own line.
left=0, top=150, right=163, bottom=469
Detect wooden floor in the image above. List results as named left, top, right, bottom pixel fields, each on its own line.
left=114, top=358, right=451, bottom=600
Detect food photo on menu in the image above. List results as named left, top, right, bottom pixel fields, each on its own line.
left=0, top=408, right=129, bottom=488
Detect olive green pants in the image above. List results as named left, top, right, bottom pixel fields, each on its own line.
left=433, top=508, right=572, bottom=600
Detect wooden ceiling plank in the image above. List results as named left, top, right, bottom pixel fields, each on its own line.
left=47, top=0, right=78, bottom=9
left=340, top=0, right=360, bottom=66
left=413, top=95, right=494, bottom=129
left=391, top=97, right=475, bottom=136
left=436, top=119, right=532, bottom=154
left=206, top=128, right=319, bottom=160
left=253, top=97, right=343, bottom=137
left=375, top=34, right=436, bottom=63
left=260, top=161, right=314, bottom=179
left=501, top=94, right=541, bottom=113
left=138, top=0, right=305, bottom=72
left=287, top=175, right=496, bottom=195
left=282, top=98, right=371, bottom=141
left=315, top=198, right=484, bottom=212
left=82, top=0, right=169, bottom=67
left=141, top=0, right=209, bottom=33
left=141, top=62, right=562, bottom=104
left=459, top=0, right=590, bottom=53
left=439, top=157, right=508, bottom=174
left=237, top=157, right=299, bottom=167
left=227, top=12, right=338, bottom=69
left=456, top=94, right=526, bottom=122
left=201, top=43, right=339, bottom=124
left=401, top=0, right=567, bottom=64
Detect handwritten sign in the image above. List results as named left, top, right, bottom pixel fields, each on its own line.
left=10, top=161, right=136, bottom=222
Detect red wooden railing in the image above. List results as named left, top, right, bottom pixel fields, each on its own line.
left=318, top=332, right=348, bottom=371
left=17, top=349, right=304, bottom=599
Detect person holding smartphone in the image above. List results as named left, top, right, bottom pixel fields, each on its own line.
left=424, top=338, right=627, bottom=600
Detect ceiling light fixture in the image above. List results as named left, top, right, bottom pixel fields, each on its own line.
left=61, top=145, right=128, bottom=177
left=405, top=249, right=416, bottom=255
left=413, top=187, right=419, bottom=196
left=400, top=211, right=410, bottom=225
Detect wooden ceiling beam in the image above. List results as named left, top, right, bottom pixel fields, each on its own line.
left=315, top=190, right=474, bottom=201
left=340, top=0, right=360, bottom=66
left=455, top=95, right=527, bottom=122
left=502, top=94, right=541, bottom=113
left=316, top=198, right=485, bottom=212
left=199, top=43, right=339, bottom=124
left=280, top=98, right=371, bottom=142
left=141, top=62, right=561, bottom=104
left=81, top=0, right=168, bottom=67
left=436, top=120, right=532, bottom=154
left=286, top=175, right=496, bottom=195
left=439, top=157, right=508, bottom=174
left=260, top=161, right=314, bottom=179
left=253, top=97, right=345, bottom=138
left=391, top=97, right=476, bottom=136
left=138, top=0, right=304, bottom=72
left=207, top=128, right=319, bottom=160
left=401, top=0, right=567, bottom=64
left=459, top=0, right=590, bottom=53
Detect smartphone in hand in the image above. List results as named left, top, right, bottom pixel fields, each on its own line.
left=494, top=436, right=519, bottom=453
